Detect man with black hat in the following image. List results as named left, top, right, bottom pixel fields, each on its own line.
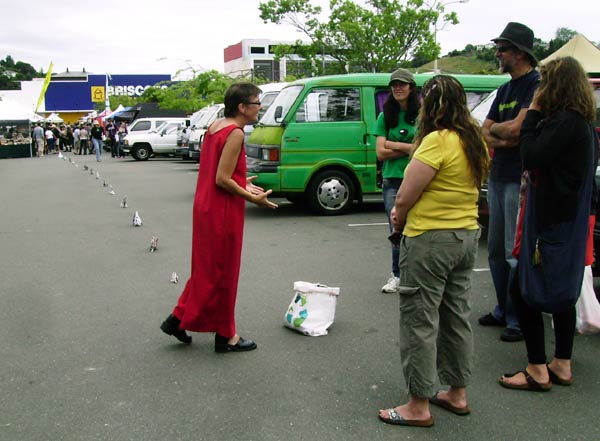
left=479, top=22, right=540, bottom=343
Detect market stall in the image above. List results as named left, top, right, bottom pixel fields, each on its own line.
left=0, top=97, right=39, bottom=158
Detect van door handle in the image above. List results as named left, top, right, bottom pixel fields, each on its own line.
left=285, top=137, right=299, bottom=142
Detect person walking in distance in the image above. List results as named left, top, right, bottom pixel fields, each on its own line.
left=79, top=125, right=89, bottom=155
left=90, top=120, right=105, bottom=162
left=478, top=22, right=540, bottom=343
left=32, top=122, right=44, bottom=157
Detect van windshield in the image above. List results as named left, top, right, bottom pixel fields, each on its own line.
left=191, top=110, right=207, bottom=127
left=259, top=85, right=303, bottom=126
left=197, top=106, right=220, bottom=128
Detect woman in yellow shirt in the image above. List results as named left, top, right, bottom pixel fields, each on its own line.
left=379, top=75, right=490, bottom=427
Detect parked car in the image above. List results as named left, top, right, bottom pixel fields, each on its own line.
left=176, top=107, right=208, bottom=160
left=246, top=72, right=508, bottom=215
left=244, top=82, right=288, bottom=143
left=587, top=79, right=600, bottom=275
left=123, top=121, right=186, bottom=160
left=128, top=117, right=189, bottom=134
left=186, top=104, right=225, bottom=162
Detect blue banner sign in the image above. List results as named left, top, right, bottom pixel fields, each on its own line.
left=45, top=74, right=171, bottom=112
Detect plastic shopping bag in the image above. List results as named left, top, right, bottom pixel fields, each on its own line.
left=284, top=281, right=340, bottom=336
left=575, top=266, right=600, bottom=334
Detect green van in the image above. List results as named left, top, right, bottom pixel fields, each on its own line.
left=246, top=73, right=508, bottom=214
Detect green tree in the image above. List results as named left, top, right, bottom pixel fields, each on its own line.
left=259, top=0, right=459, bottom=73
left=107, top=94, right=138, bottom=110
left=130, top=70, right=235, bottom=113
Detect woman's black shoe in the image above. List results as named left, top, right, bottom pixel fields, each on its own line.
left=215, top=334, right=257, bottom=353
left=160, top=314, right=192, bottom=344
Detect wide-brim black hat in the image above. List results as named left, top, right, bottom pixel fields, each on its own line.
left=492, top=22, right=536, bottom=60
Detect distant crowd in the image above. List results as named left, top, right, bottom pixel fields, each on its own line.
left=31, top=118, right=129, bottom=161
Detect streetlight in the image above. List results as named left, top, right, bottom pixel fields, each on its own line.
left=432, top=0, right=469, bottom=73
left=156, top=57, right=206, bottom=80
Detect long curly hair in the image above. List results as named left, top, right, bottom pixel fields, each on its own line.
left=414, top=75, right=490, bottom=189
left=536, top=56, right=596, bottom=121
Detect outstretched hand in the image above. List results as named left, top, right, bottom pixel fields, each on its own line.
left=246, top=175, right=265, bottom=195
left=247, top=176, right=278, bottom=209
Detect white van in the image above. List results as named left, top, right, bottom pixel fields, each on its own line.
left=244, top=82, right=287, bottom=142
left=128, top=117, right=189, bottom=135
left=124, top=120, right=189, bottom=160
left=186, top=104, right=225, bottom=161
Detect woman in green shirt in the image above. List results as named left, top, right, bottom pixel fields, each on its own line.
left=374, top=68, right=419, bottom=293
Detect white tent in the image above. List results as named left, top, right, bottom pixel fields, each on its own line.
left=541, top=34, right=600, bottom=74
left=0, top=96, right=40, bottom=121
left=45, top=112, right=64, bottom=123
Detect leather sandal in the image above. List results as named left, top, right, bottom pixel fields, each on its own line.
left=547, top=364, right=573, bottom=386
left=429, top=392, right=470, bottom=415
left=378, top=408, right=434, bottom=427
left=499, top=369, right=551, bottom=392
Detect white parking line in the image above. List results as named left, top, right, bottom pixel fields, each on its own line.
left=473, top=268, right=490, bottom=272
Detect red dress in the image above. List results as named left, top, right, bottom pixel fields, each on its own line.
left=173, top=124, right=246, bottom=338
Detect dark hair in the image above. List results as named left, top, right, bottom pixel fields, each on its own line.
left=382, top=84, right=420, bottom=130
left=415, top=75, right=489, bottom=189
left=536, top=56, right=596, bottom=121
left=224, top=82, right=262, bottom=118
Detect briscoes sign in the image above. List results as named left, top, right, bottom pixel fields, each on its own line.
left=44, top=74, right=171, bottom=112
left=107, top=84, right=169, bottom=96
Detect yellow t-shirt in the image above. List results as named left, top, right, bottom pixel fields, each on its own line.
left=403, top=130, right=482, bottom=237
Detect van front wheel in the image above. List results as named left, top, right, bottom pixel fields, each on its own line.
left=307, top=170, right=354, bottom=215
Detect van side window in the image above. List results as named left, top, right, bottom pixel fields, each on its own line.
left=131, top=121, right=151, bottom=131
left=295, top=88, right=361, bottom=123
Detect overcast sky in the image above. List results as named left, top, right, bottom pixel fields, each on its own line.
left=1, top=0, right=597, bottom=78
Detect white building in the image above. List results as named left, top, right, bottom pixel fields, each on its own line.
left=224, top=38, right=336, bottom=81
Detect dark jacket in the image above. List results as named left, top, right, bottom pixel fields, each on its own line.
left=520, top=109, right=597, bottom=227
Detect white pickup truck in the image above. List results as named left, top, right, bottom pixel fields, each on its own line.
left=123, top=121, right=187, bottom=160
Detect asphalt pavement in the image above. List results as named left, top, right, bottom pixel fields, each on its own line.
left=1, top=153, right=599, bottom=441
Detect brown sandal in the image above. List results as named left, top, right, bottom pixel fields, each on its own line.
left=429, top=392, right=470, bottom=415
left=499, top=369, right=552, bottom=392
left=547, top=364, right=573, bottom=386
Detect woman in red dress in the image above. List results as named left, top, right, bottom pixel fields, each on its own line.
left=161, top=83, right=278, bottom=352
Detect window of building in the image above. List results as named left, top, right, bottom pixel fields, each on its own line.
left=254, top=60, right=274, bottom=81
left=250, top=46, right=266, bottom=54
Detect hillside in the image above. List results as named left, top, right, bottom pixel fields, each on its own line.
left=415, top=55, right=498, bottom=74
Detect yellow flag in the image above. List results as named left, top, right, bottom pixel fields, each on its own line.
left=35, top=61, right=54, bottom=112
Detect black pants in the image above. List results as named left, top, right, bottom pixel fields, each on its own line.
left=510, top=266, right=576, bottom=364
left=79, top=140, right=88, bottom=155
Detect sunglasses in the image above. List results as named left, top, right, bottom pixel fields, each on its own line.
left=244, top=101, right=261, bottom=106
left=496, top=45, right=516, bottom=53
